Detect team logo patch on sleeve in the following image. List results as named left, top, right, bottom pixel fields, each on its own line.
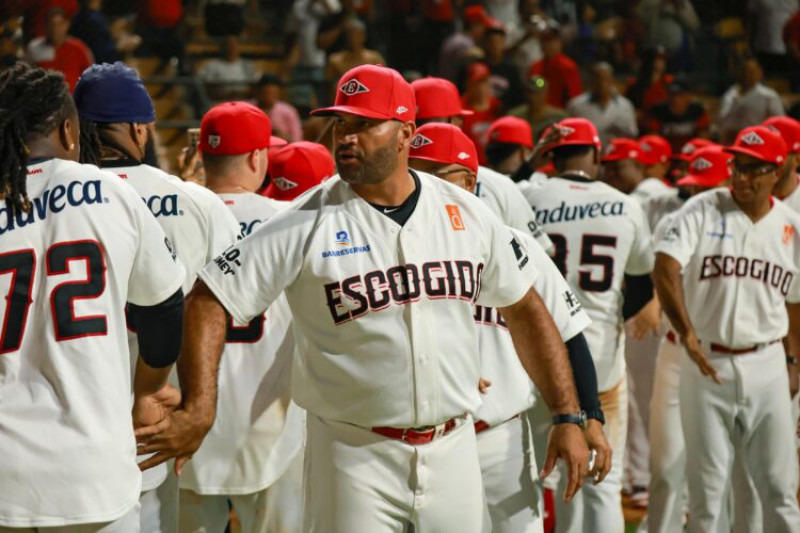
left=340, top=79, right=370, bottom=96
left=446, top=204, right=465, bottom=230
left=663, top=226, right=680, bottom=243
left=563, top=290, right=583, bottom=316
left=510, top=237, right=529, bottom=269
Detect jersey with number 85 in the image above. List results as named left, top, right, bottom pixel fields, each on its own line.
left=524, top=176, right=653, bottom=391
left=0, top=159, right=185, bottom=527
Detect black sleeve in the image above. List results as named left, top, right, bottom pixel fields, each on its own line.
left=565, top=333, right=601, bottom=414
left=128, top=288, right=184, bottom=368
left=622, top=273, right=654, bottom=320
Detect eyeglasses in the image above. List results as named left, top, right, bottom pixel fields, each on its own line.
left=729, top=160, right=778, bottom=177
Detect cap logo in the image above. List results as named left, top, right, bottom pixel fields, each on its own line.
left=641, top=142, right=652, bottom=152
left=741, top=131, right=765, bottom=146
left=692, top=157, right=713, bottom=171
left=340, top=78, right=370, bottom=96
left=396, top=106, right=408, bottom=114
left=272, top=177, right=298, bottom=191
left=766, top=125, right=780, bottom=135
left=208, top=134, right=221, bottom=149
left=457, top=152, right=471, bottom=160
left=556, top=125, right=575, bottom=136
left=410, top=134, right=433, bottom=149
left=629, top=150, right=638, bottom=158
left=682, top=144, right=696, bottom=154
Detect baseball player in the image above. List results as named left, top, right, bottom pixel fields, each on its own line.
left=0, top=64, right=185, bottom=529
left=411, top=77, right=553, bottom=253
left=602, top=137, right=670, bottom=202
left=522, top=118, right=655, bottom=533
left=653, top=125, right=800, bottom=532
left=177, top=103, right=304, bottom=533
left=72, top=62, right=243, bottom=532
left=407, top=122, right=610, bottom=533
left=262, top=140, right=335, bottom=201
left=137, top=64, right=590, bottom=533
left=670, top=137, right=716, bottom=183
left=484, top=115, right=535, bottom=175
left=644, top=145, right=734, bottom=533
left=639, top=134, right=673, bottom=184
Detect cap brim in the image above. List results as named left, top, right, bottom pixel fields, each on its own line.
left=269, top=136, right=288, bottom=147
left=724, top=146, right=772, bottom=163
left=310, top=105, right=394, bottom=120
left=676, top=174, right=724, bottom=187
left=601, top=154, right=627, bottom=163
left=409, top=154, right=477, bottom=173
left=460, top=108, right=475, bottom=116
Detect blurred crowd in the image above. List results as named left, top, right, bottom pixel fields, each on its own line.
left=1, top=0, right=800, bottom=174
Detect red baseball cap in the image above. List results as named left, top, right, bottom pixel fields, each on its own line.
left=763, top=116, right=800, bottom=154
left=463, top=5, right=490, bottom=26
left=466, top=62, right=491, bottom=84
left=310, top=64, right=416, bottom=122
left=724, top=125, right=788, bottom=165
left=601, top=138, right=644, bottom=163
left=408, top=123, right=479, bottom=173
left=487, top=116, right=533, bottom=149
left=676, top=146, right=732, bottom=188
left=412, top=77, right=473, bottom=120
left=638, top=135, right=672, bottom=165
left=540, top=118, right=602, bottom=154
left=263, top=141, right=335, bottom=201
left=677, top=138, right=716, bottom=161
left=200, top=101, right=282, bottom=155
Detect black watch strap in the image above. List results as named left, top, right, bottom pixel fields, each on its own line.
left=585, top=408, right=605, bottom=425
left=552, top=411, right=586, bottom=427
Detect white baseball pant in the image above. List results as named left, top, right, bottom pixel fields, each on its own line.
left=178, top=450, right=303, bottom=533
left=304, top=413, right=490, bottom=533
left=680, top=341, right=800, bottom=533
left=624, top=324, right=663, bottom=489
left=140, top=466, right=178, bottom=533
left=0, top=503, right=141, bottom=533
left=553, top=377, right=627, bottom=533
left=476, top=414, right=544, bottom=533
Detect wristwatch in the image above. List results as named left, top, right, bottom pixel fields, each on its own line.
left=552, top=411, right=587, bottom=428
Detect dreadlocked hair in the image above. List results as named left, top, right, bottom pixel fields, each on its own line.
left=79, top=117, right=141, bottom=166
left=0, top=63, right=74, bottom=214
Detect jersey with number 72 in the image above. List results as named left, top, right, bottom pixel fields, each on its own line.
left=523, top=176, right=654, bottom=391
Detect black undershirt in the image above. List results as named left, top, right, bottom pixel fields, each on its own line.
left=368, top=170, right=421, bottom=227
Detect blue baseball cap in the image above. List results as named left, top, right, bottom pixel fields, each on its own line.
left=73, top=62, right=156, bottom=124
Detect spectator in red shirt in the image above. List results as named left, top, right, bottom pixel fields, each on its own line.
left=626, top=47, right=672, bottom=115
left=643, top=79, right=711, bottom=152
left=460, top=62, right=503, bottom=164
left=25, top=8, right=93, bottom=92
left=784, top=7, right=800, bottom=91
left=527, top=20, right=583, bottom=109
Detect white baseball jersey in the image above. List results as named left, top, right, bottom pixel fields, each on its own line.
left=0, top=159, right=184, bottom=527
left=180, top=192, right=305, bottom=495
left=108, top=163, right=241, bottom=491
left=656, top=188, right=800, bottom=347
left=630, top=177, right=671, bottom=203
left=198, top=171, right=535, bottom=428
left=474, top=228, right=591, bottom=426
left=523, top=176, right=654, bottom=391
left=779, top=175, right=800, bottom=213
left=476, top=166, right=554, bottom=253
left=641, top=189, right=686, bottom=233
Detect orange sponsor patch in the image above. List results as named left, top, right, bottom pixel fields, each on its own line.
left=784, top=224, right=795, bottom=244
left=446, top=204, right=465, bottom=231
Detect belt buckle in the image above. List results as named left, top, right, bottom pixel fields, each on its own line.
left=433, top=421, right=447, bottom=440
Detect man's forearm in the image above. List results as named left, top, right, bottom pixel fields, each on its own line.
left=133, top=358, right=172, bottom=397
left=500, top=288, right=580, bottom=414
left=653, top=253, right=694, bottom=339
left=178, top=281, right=228, bottom=425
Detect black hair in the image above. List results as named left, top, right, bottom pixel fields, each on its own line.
left=485, top=142, right=521, bottom=168
left=551, top=144, right=595, bottom=172
left=0, top=63, right=75, bottom=214
left=79, top=118, right=143, bottom=166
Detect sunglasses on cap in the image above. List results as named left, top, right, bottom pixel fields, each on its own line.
left=728, top=159, right=779, bottom=177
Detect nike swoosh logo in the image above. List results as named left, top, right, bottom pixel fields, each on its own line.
left=383, top=207, right=400, bottom=213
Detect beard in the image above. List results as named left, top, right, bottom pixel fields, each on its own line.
left=142, top=134, right=160, bottom=169
left=336, top=139, right=399, bottom=185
